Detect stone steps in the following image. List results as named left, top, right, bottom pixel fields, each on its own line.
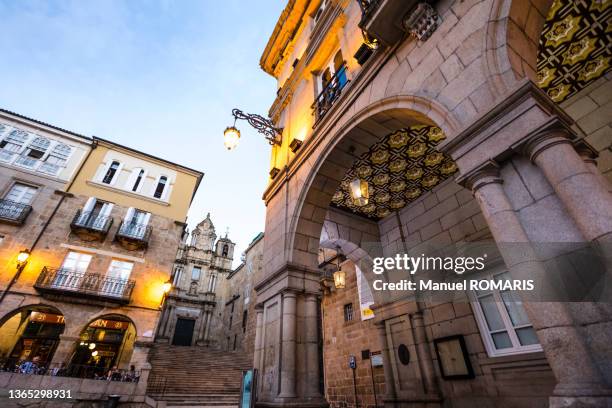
left=146, top=344, right=252, bottom=406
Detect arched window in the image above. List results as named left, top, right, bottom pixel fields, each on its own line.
left=102, top=161, right=120, bottom=184
left=40, top=143, right=72, bottom=175
left=153, top=176, right=168, bottom=199
left=132, top=169, right=145, bottom=192
left=222, top=244, right=229, bottom=257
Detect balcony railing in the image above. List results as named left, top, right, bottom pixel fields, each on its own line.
left=311, top=63, right=349, bottom=122
left=115, top=220, right=152, bottom=250
left=357, top=0, right=420, bottom=45
left=34, top=267, right=135, bottom=304
left=0, top=199, right=32, bottom=225
left=70, top=210, right=113, bottom=241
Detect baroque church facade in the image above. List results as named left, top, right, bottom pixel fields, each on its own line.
left=155, top=213, right=235, bottom=348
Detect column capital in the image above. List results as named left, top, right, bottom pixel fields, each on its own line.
left=521, top=121, right=574, bottom=162
left=457, top=160, right=502, bottom=193
left=573, top=139, right=599, bottom=165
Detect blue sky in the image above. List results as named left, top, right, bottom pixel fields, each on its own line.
left=0, top=0, right=284, bottom=264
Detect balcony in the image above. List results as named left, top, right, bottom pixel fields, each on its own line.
left=357, top=0, right=419, bottom=46
left=312, top=63, right=349, bottom=123
left=70, top=210, right=113, bottom=242
left=34, top=267, right=135, bottom=305
left=0, top=199, right=32, bottom=225
left=115, top=220, right=151, bottom=250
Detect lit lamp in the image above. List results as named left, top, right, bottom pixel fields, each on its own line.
left=162, top=280, right=172, bottom=294
left=16, top=249, right=30, bottom=267
left=349, top=178, right=369, bottom=206
left=333, top=269, right=346, bottom=289
left=91, top=350, right=98, bottom=357
left=224, top=126, right=241, bottom=150
left=332, top=249, right=346, bottom=289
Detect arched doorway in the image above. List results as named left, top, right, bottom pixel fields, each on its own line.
left=0, top=305, right=65, bottom=372
left=66, top=314, right=136, bottom=378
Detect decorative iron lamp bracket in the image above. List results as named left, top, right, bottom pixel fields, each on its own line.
left=232, top=108, right=283, bottom=146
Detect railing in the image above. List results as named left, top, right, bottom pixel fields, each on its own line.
left=0, top=361, right=140, bottom=382
left=34, top=267, right=135, bottom=303
left=311, top=63, right=349, bottom=122
left=70, top=210, right=113, bottom=233
left=0, top=199, right=32, bottom=224
left=115, top=220, right=152, bottom=250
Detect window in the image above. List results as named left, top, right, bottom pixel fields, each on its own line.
left=121, top=208, right=150, bottom=238
left=77, top=197, right=113, bottom=230
left=106, top=260, right=134, bottom=281
left=15, top=136, right=50, bottom=168
left=102, top=161, right=120, bottom=184
left=471, top=270, right=541, bottom=356
left=344, top=303, right=353, bottom=322
left=4, top=183, right=37, bottom=204
left=153, top=176, right=167, bottom=199
left=242, top=311, right=248, bottom=333
left=222, top=244, right=229, bottom=257
left=61, top=251, right=92, bottom=273
left=132, top=169, right=145, bottom=192
left=0, top=129, right=28, bottom=162
left=191, top=266, right=201, bottom=281
left=39, top=143, right=71, bottom=175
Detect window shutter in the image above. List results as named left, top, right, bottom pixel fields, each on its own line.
left=142, top=212, right=151, bottom=227
left=82, top=197, right=97, bottom=213
left=110, top=162, right=124, bottom=185
left=124, top=207, right=135, bottom=223
left=125, top=168, right=138, bottom=190
left=100, top=202, right=114, bottom=217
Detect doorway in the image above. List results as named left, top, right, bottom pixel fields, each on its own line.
left=172, top=318, right=195, bottom=346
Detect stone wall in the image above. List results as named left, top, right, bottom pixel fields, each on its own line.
left=321, top=261, right=385, bottom=408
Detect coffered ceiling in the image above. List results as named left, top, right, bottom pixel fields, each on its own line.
left=331, top=125, right=457, bottom=220
left=537, top=0, right=611, bottom=102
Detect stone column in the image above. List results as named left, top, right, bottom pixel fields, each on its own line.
left=304, top=294, right=321, bottom=398
left=253, top=306, right=264, bottom=371
left=203, top=310, right=212, bottom=342
left=196, top=308, right=208, bottom=345
left=375, top=322, right=396, bottom=400
left=50, top=334, right=78, bottom=366
left=574, top=141, right=612, bottom=193
left=411, top=312, right=437, bottom=396
left=278, top=291, right=297, bottom=399
left=464, top=163, right=612, bottom=407
left=525, top=130, right=612, bottom=242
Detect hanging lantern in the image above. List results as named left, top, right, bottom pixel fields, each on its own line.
left=223, top=126, right=241, bottom=150
left=333, top=269, right=346, bottom=289
left=332, top=250, right=346, bottom=289
left=349, top=178, right=369, bottom=206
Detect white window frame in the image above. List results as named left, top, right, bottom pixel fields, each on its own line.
left=151, top=174, right=169, bottom=200
left=469, top=267, right=542, bottom=357
left=125, top=167, right=147, bottom=193
left=3, top=182, right=38, bottom=204
left=99, top=160, right=123, bottom=185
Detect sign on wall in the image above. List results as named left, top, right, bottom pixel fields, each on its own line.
left=355, top=265, right=375, bottom=320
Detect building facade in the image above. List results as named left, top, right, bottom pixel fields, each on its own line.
left=156, top=213, right=236, bottom=348
left=252, top=0, right=612, bottom=407
left=0, top=110, right=202, bottom=382
left=222, top=232, right=264, bottom=354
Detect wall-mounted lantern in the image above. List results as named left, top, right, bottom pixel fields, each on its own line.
left=350, top=178, right=369, bottom=206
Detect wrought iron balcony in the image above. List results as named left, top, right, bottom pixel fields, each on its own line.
left=357, top=0, right=419, bottom=45
left=34, top=267, right=135, bottom=304
left=70, top=210, right=113, bottom=241
left=312, top=63, right=349, bottom=123
left=0, top=199, right=32, bottom=225
left=115, top=220, right=152, bottom=250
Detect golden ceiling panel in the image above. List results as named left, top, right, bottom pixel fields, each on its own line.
left=537, top=0, right=611, bottom=102
left=331, top=125, right=457, bottom=220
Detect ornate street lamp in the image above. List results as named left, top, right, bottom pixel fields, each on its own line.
left=162, top=280, right=172, bottom=294
left=349, top=178, right=369, bottom=206
left=224, top=108, right=282, bottom=150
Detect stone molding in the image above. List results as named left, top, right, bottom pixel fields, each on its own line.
left=457, top=160, right=503, bottom=193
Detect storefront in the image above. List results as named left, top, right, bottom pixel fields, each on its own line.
left=67, top=316, right=134, bottom=378
left=2, top=309, right=65, bottom=371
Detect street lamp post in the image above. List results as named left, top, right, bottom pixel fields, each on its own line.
left=224, top=108, right=283, bottom=150
left=0, top=249, right=31, bottom=304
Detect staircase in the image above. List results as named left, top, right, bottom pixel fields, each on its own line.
left=146, top=344, right=253, bottom=408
